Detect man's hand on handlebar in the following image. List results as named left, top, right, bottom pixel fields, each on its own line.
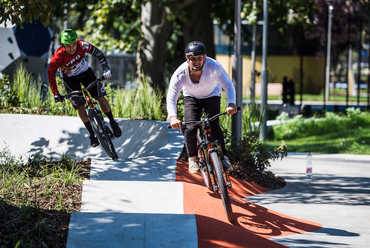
left=226, top=103, right=237, bottom=116
left=54, top=94, right=63, bottom=103
left=170, top=116, right=183, bottom=132
left=103, top=69, right=112, bottom=79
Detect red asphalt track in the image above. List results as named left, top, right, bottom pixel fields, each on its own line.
left=176, top=160, right=322, bottom=248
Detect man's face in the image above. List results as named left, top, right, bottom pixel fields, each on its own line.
left=64, top=42, right=77, bottom=55
left=187, top=55, right=206, bottom=71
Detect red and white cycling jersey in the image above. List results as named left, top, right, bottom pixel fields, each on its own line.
left=48, top=40, right=108, bottom=95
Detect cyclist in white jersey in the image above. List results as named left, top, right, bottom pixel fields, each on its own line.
left=167, top=41, right=237, bottom=173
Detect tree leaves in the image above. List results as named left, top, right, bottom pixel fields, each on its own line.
left=1, top=0, right=56, bottom=27
left=80, top=0, right=141, bottom=54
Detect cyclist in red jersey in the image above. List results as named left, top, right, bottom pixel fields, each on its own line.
left=48, top=29, right=122, bottom=147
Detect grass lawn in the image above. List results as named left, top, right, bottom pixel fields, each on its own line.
left=263, top=123, right=370, bottom=155
left=248, top=93, right=370, bottom=103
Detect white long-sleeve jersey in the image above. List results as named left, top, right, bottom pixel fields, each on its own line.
left=166, top=57, right=236, bottom=121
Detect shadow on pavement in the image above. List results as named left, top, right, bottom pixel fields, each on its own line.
left=315, top=227, right=359, bottom=237
left=175, top=160, right=322, bottom=247
left=28, top=127, right=90, bottom=159
left=88, top=157, right=178, bottom=181
left=255, top=175, right=370, bottom=206
left=196, top=215, right=288, bottom=248
left=23, top=119, right=171, bottom=161
left=270, top=238, right=354, bottom=248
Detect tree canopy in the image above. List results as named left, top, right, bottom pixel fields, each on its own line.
left=1, top=0, right=369, bottom=93
left=1, top=0, right=54, bottom=26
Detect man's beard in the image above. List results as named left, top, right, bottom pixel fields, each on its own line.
left=188, top=61, right=205, bottom=75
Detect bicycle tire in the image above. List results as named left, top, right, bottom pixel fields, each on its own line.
left=199, top=149, right=213, bottom=192
left=88, top=109, right=118, bottom=159
left=211, top=152, right=234, bottom=222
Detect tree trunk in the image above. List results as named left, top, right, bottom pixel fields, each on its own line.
left=182, top=0, right=215, bottom=59
left=136, top=0, right=173, bottom=93
left=136, top=0, right=214, bottom=94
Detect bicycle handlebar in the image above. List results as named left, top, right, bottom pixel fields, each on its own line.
left=167, top=106, right=241, bottom=129
left=61, top=76, right=106, bottom=101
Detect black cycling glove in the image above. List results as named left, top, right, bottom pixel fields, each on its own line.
left=54, top=94, right=63, bottom=102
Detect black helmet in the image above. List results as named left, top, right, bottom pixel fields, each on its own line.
left=185, top=41, right=207, bottom=57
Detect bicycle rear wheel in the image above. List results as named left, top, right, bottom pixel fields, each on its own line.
left=211, top=151, right=233, bottom=222
left=197, top=128, right=213, bottom=191
left=88, top=109, right=118, bottom=159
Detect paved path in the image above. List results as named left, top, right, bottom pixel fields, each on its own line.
left=247, top=153, right=370, bottom=248
left=1, top=114, right=197, bottom=247
left=1, top=113, right=369, bottom=247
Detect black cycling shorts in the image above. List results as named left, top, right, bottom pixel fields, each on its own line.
left=62, top=68, right=106, bottom=110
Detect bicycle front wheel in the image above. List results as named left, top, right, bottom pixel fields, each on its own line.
left=88, top=109, right=118, bottom=159
left=211, top=152, right=233, bottom=222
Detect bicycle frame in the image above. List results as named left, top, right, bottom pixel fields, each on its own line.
left=82, top=88, right=114, bottom=138
left=63, top=77, right=114, bottom=139
left=196, top=114, right=232, bottom=192
left=62, top=77, right=118, bottom=159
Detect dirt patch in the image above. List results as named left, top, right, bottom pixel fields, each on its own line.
left=0, top=160, right=90, bottom=248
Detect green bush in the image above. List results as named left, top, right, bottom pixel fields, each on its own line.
left=228, top=131, right=287, bottom=173
left=111, top=79, right=165, bottom=120
left=0, top=62, right=75, bottom=115
left=218, top=96, right=287, bottom=173
left=0, top=63, right=166, bottom=119
left=0, top=74, right=21, bottom=107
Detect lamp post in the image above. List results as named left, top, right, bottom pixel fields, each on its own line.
left=325, top=0, right=336, bottom=106
left=232, top=0, right=243, bottom=144
left=250, top=1, right=257, bottom=105
left=260, top=0, right=268, bottom=140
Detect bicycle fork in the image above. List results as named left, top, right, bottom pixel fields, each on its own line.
left=224, top=170, right=232, bottom=188
left=206, top=158, right=218, bottom=192
left=85, top=93, right=115, bottom=139
left=208, top=147, right=225, bottom=192
left=199, top=144, right=217, bottom=192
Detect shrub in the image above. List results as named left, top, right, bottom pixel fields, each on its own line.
left=0, top=74, right=21, bottom=107
left=218, top=97, right=287, bottom=173
left=227, top=131, right=287, bottom=173
left=111, top=78, right=165, bottom=120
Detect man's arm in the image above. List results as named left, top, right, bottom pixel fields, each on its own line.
left=47, top=56, right=61, bottom=96
left=88, top=44, right=112, bottom=79
left=214, top=62, right=236, bottom=105
left=87, top=44, right=109, bottom=70
left=212, top=61, right=237, bottom=115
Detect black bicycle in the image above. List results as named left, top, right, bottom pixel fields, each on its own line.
left=169, top=107, right=240, bottom=222
left=62, top=76, right=118, bottom=159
